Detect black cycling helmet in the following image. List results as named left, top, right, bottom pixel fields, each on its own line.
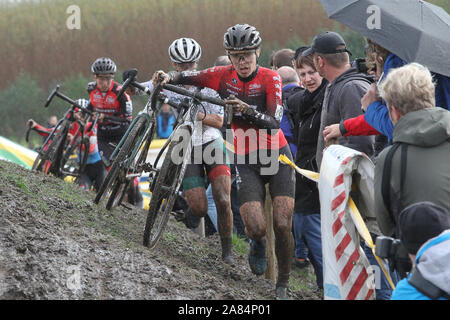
left=91, top=57, right=117, bottom=75
left=223, top=24, right=262, bottom=51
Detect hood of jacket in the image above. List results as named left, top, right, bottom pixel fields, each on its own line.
left=332, top=66, right=374, bottom=88
left=393, top=107, right=450, bottom=147
left=416, top=230, right=450, bottom=295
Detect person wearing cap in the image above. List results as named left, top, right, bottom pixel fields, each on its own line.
left=302, top=31, right=374, bottom=168
left=391, top=202, right=450, bottom=300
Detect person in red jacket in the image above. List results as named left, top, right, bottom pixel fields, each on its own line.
left=153, top=24, right=295, bottom=299
left=87, top=57, right=132, bottom=164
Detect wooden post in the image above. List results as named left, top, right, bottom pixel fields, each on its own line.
left=264, top=184, right=276, bottom=282
left=198, top=217, right=205, bottom=238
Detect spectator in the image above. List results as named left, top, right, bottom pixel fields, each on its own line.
left=287, top=48, right=327, bottom=288
left=156, top=103, right=176, bottom=138
left=214, top=55, right=231, bottom=67
left=303, top=31, right=374, bottom=169
left=323, top=39, right=450, bottom=150
left=374, top=63, right=450, bottom=236
left=270, top=48, right=295, bottom=70
left=276, top=66, right=304, bottom=158
left=391, top=202, right=450, bottom=300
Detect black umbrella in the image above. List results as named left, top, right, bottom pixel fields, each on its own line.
left=319, top=0, right=450, bottom=77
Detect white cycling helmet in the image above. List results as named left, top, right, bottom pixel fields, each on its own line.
left=168, top=38, right=202, bottom=64
left=76, top=98, right=89, bottom=109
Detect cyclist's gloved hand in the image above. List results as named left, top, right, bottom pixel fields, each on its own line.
left=27, top=119, right=36, bottom=128
left=152, top=70, right=171, bottom=86
left=225, top=95, right=250, bottom=115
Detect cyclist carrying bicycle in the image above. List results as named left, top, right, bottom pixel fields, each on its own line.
left=153, top=25, right=295, bottom=299
left=128, top=38, right=234, bottom=265
left=87, top=57, right=133, bottom=164
left=27, top=99, right=107, bottom=191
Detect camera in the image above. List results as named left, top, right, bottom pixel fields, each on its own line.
left=375, top=236, right=413, bottom=278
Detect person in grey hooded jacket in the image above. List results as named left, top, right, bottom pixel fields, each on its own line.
left=303, top=31, right=375, bottom=168
left=374, top=63, right=450, bottom=236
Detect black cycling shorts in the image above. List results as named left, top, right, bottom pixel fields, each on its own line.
left=235, top=145, right=295, bottom=206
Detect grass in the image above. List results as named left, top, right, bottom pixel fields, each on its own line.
left=232, top=233, right=250, bottom=256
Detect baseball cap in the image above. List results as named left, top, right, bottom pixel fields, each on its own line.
left=398, top=202, right=450, bottom=254
left=302, top=31, right=352, bottom=57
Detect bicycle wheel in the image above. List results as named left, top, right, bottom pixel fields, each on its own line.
left=32, top=124, right=68, bottom=176
left=61, top=137, right=90, bottom=178
left=105, top=120, right=155, bottom=210
left=95, top=116, right=148, bottom=206
left=143, top=131, right=191, bottom=249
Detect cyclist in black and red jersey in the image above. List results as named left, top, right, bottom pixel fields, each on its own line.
left=154, top=24, right=295, bottom=299
left=87, top=57, right=133, bottom=164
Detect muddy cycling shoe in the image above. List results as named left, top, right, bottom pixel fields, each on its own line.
left=221, top=236, right=234, bottom=265
left=275, top=286, right=289, bottom=300
left=248, top=239, right=267, bottom=275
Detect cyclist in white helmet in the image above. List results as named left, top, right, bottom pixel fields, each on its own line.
left=126, top=38, right=234, bottom=265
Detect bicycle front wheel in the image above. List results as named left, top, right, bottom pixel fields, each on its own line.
left=95, top=116, right=148, bottom=207
left=143, top=135, right=190, bottom=249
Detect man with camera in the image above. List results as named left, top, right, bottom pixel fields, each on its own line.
left=377, top=202, right=450, bottom=300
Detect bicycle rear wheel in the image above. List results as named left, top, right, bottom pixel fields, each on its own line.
left=61, top=137, right=90, bottom=178
left=95, top=116, right=149, bottom=206
left=143, top=133, right=191, bottom=249
left=32, top=124, right=67, bottom=176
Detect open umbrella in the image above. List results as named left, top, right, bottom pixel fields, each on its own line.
left=319, top=0, right=450, bottom=77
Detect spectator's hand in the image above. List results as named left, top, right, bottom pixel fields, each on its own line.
left=323, top=124, right=342, bottom=142
left=27, top=119, right=36, bottom=128
left=225, top=95, right=250, bottom=115
left=67, top=133, right=74, bottom=142
left=361, top=83, right=379, bottom=112
left=152, top=70, right=170, bottom=86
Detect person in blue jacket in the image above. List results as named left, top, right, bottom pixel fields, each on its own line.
left=362, top=40, right=450, bottom=142
left=156, top=104, right=176, bottom=139
left=391, top=202, right=450, bottom=300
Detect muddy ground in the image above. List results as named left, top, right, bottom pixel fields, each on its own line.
left=0, top=160, right=321, bottom=300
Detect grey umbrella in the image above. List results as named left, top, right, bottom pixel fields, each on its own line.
left=319, top=0, right=450, bottom=77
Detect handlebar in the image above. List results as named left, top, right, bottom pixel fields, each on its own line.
left=25, top=126, right=32, bottom=143
left=162, top=83, right=225, bottom=107
left=117, top=68, right=138, bottom=100
left=45, top=85, right=87, bottom=112
left=121, top=68, right=225, bottom=108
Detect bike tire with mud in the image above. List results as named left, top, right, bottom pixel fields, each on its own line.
left=32, top=124, right=68, bottom=176
left=143, top=135, right=189, bottom=249
left=95, top=116, right=148, bottom=206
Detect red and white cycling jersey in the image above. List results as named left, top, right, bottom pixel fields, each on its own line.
left=87, top=81, right=132, bottom=138
left=174, top=65, right=287, bottom=154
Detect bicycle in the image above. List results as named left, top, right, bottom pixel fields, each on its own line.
left=93, top=69, right=187, bottom=210
left=29, top=85, right=94, bottom=178
left=29, top=85, right=126, bottom=180
left=138, top=78, right=226, bottom=249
